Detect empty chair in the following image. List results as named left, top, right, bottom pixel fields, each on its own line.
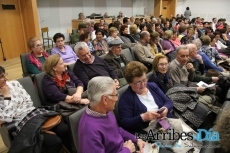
left=41, top=27, right=54, bottom=49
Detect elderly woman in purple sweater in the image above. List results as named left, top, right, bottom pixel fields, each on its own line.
left=42, top=54, right=89, bottom=105
left=161, top=30, right=176, bottom=61
left=118, top=61, right=174, bottom=134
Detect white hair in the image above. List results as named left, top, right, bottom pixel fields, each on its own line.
left=192, top=38, right=202, bottom=50
left=74, top=42, right=89, bottom=55
left=87, top=76, right=114, bottom=105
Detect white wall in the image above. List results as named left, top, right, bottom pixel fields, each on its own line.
left=176, top=0, right=230, bottom=23
left=36, top=0, right=155, bottom=41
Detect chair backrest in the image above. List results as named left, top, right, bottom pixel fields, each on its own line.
left=121, top=48, right=135, bottom=61
left=41, top=27, right=49, bottom=33
left=114, top=84, right=129, bottom=125
left=20, top=53, right=32, bottom=77
left=46, top=48, right=52, bottom=55
left=17, top=76, right=42, bottom=107
left=67, top=63, right=75, bottom=72
left=70, top=44, right=76, bottom=51
left=34, top=72, right=53, bottom=106
left=69, top=107, right=87, bottom=153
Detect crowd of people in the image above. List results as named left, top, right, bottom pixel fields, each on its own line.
left=1, top=9, right=230, bottom=153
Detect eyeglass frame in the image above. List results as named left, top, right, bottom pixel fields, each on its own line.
left=0, top=73, right=8, bottom=80
left=132, top=78, right=148, bottom=87
left=157, top=63, right=169, bottom=67
left=33, top=43, right=43, bottom=48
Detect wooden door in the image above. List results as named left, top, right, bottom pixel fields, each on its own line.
left=161, top=0, right=176, bottom=19
left=0, top=0, right=26, bottom=61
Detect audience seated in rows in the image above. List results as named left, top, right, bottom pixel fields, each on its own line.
left=104, top=39, right=129, bottom=79
left=73, top=42, right=120, bottom=90
left=72, top=23, right=87, bottom=43
left=0, top=66, right=71, bottom=152
left=180, top=28, right=195, bottom=45
left=51, top=33, right=78, bottom=65
left=129, top=24, right=140, bottom=42
left=26, top=37, right=49, bottom=74
left=78, top=76, right=145, bottom=153
left=119, top=25, right=136, bottom=47
left=42, top=54, right=89, bottom=105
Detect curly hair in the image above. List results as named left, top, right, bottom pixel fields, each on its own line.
left=214, top=108, right=230, bottom=152
left=124, top=61, right=148, bottom=83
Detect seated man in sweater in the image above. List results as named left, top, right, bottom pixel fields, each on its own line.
left=187, top=44, right=219, bottom=83
left=168, top=45, right=205, bottom=93
left=73, top=42, right=120, bottom=90
left=133, top=31, right=155, bottom=70
left=78, top=76, right=145, bottom=153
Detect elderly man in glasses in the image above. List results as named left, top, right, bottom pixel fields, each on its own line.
left=78, top=76, right=145, bottom=153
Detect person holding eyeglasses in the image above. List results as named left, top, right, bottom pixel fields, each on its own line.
left=26, top=37, right=49, bottom=74
left=118, top=61, right=174, bottom=135
left=78, top=76, right=145, bottom=153
left=148, top=55, right=173, bottom=94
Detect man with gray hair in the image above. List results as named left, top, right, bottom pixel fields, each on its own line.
left=78, top=76, right=145, bottom=153
left=73, top=42, right=120, bottom=90
left=133, top=31, right=154, bottom=70
left=168, top=45, right=205, bottom=93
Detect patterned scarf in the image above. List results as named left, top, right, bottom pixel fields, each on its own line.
left=28, top=51, right=49, bottom=70
left=155, top=71, right=173, bottom=89
left=52, top=71, right=70, bottom=91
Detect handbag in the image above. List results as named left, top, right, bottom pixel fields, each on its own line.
left=42, top=115, right=62, bottom=134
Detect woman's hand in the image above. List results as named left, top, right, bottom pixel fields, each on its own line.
left=141, top=111, right=161, bottom=122
left=158, top=107, right=168, bottom=118
left=136, top=139, right=145, bottom=153
left=0, top=85, right=10, bottom=97
left=72, top=92, right=82, bottom=103
left=80, top=99, right=90, bottom=104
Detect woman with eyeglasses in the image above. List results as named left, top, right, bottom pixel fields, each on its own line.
left=26, top=37, right=49, bottom=74
left=118, top=61, right=174, bottom=135
left=148, top=55, right=173, bottom=93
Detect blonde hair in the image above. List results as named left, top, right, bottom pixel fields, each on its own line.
left=27, top=37, right=40, bottom=49
left=162, top=30, right=173, bottom=39
left=109, top=27, right=118, bottom=36
left=43, top=54, right=61, bottom=76
left=129, top=24, right=138, bottom=34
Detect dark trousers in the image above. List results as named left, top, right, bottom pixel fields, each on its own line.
left=42, top=121, right=72, bottom=153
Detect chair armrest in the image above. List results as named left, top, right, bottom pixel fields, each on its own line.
left=0, top=122, right=16, bottom=149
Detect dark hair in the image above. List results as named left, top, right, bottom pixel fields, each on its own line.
left=94, top=23, right=100, bottom=31
left=0, top=66, right=5, bottom=74
left=53, top=33, right=65, bottom=42
left=79, top=32, right=90, bottom=41
left=123, top=17, right=129, bottom=24
left=120, top=25, right=128, bottom=34
left=209, top=33, right=215, bottom=42
left=95, top=29, right=104, bottom=36
left=186, top=7, right=189, bottom=10
left=113, top=21, right=121, bottom=31
left=139, top=23, right=146, bottom=31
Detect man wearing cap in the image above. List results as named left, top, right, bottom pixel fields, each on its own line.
left=104, top=39, right=129, bottom=79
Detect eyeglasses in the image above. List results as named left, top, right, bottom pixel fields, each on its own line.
left=34, top=44, right=43, bottom=48
left=0, top=73, right=8, bottom=80
left=108, top=93, right=119, bottom=97
left=157, top=63, right=169, bottom=67
left=133, top=78, right=148, bottom=87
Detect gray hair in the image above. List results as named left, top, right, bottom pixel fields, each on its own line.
left=140, top=31, right=149, bottom=39
left=175, top=45, right=188, bottom=55
left=74, top=42, right=89, bottom=55
left=192, top=38, right=202, bottom=50
left=87, top=76, right=114, bottom=105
